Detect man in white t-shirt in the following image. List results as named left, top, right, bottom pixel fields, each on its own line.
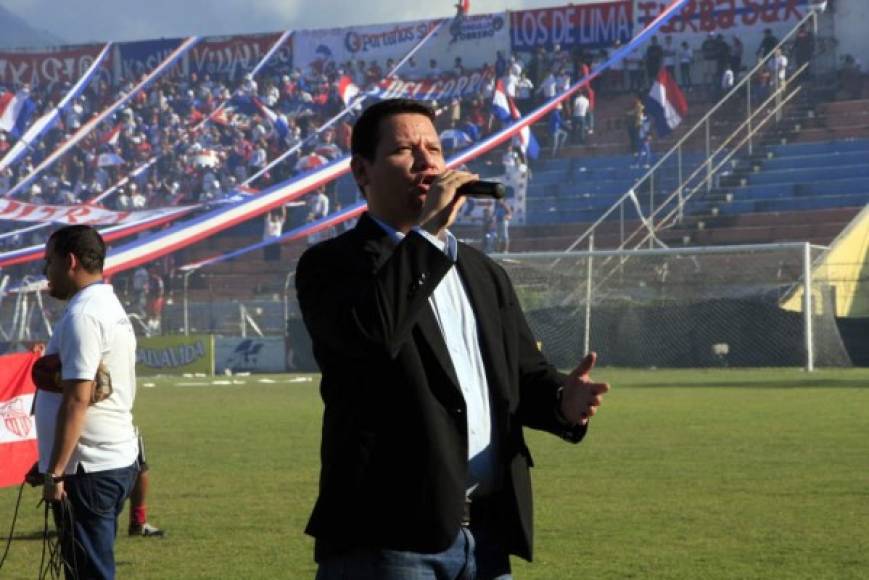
left=37, top=224, right=139, bottom=580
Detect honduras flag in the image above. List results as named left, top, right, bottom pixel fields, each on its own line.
left=644, top=67, right=688, bottom=137
left=0, top=91, right=37, bottom=138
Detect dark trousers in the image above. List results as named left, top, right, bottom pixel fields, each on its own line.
left=315, top=500, right=512, bottom=580
left=52, top=463, right=138, bottom=580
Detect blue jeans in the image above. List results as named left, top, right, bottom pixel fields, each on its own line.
left=315, top=520, right=512, bottom=580
left=53, top=463, right=138, bottom=580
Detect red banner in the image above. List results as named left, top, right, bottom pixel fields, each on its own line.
left=0, top=44, right=112, bottom=86
left=0, top=351, right=39, bottom=488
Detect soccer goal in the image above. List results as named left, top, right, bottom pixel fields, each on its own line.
left=492, top=242, right=852, bottom=370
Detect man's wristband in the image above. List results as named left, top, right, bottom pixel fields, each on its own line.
left=43, top=473, right=63, bottom=486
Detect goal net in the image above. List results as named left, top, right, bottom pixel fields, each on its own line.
left=492, top=243, right=852, bottom=369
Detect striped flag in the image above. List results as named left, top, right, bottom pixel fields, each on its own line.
left=644, top=67, right=688, bottom=137
left=0, top=91, right=37, bottom=138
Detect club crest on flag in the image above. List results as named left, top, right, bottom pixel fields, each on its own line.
left=0, top=399, right=32, bottom=439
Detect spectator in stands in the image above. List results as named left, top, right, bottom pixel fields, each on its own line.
left=714, top=34, right=731, bottom=91
left=701, top=32, right=719, bottom=93
left=663, top=35, right=677, bottom=78
left=645, top=35, right=664, bottom=83
left=571, top=90, right=591, bottom=145
left=721, top=65, right=735, bottom=97
left=730, top=36, right=744, bottom=76
left=481, top=206, right=496, bottom=252
left=626, top=47, right=644, bottom=92
left=626, top=94, right=645, bottom=156
left=838, top=54, right=863, bottom=100
left=296, top=99, right=609, bottom=579
left=771, top=47, right=789, bottom=90
left=263, top=206, right=286, bottom=261
left=537, top=69, right=557, bottom=103
left=305, top=186, right=329, bottom=245
left=515, top=71, right=534, bottom=111
left=549, top=103, right=569, bottom=156
left=757, top=28, right=779, bottom=60
left=793, top=24, right=815, bottom=76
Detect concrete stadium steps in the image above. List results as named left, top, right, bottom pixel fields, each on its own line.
left=480, top=206, right=862, bottom=253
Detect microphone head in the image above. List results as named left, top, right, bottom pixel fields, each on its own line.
left=456, top=180, right=506, bottom=199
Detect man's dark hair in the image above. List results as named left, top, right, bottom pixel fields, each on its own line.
left=351, top=99, right=436, bottom=161
left=49, top=225, right=106, bottom=273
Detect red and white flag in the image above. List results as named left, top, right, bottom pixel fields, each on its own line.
left=0, top=351, right=39, bottom=488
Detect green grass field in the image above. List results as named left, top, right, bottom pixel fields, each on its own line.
left=1, top=368, right=867, bottom=579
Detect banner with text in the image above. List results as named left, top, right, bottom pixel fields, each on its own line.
left=136, top=334, right=215, bottom=376
left=117, top=38, right=187, bottom=81
left=0, top=198, right=195, bottom=226
left=510, top=1, right=634, bottom=52
left=188, top=33, right=293, bottom=80
left=0, top=44, right=112, bottom=87
left=635, top=0, right=810, bottom=64
left=294, top=13, right=510, bottom=75
left=367, top=65, right=496, bottom=101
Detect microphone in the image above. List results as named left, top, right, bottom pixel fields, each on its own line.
left=456, top=180, right=506, bottom=199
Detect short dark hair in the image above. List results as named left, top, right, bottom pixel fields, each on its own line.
left=350, top=99, right=436, bottom=161
left=48, top=225, right=106, bottom=273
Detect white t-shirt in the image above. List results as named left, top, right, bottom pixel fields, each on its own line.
left=35, top=283, right=138, bottom=474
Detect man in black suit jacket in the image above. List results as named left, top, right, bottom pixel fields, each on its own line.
left=296, top=99, right=610, bottom=579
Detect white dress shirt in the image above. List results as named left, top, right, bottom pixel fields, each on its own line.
left=370, top=216, right=495, bottom=497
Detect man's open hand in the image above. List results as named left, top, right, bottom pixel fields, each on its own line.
left=560, top=352, right=610, bottom=426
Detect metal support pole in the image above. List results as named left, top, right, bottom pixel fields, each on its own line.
left=240, top=304, right=247, bottom=338
left=677, top=146, right=684, bottom=223
left=705, top=118, right=712, bottom=193
left=648, top=173, right=655, bottom=249
left=803, top=242, right=815, bottom=372
left=183, top=271, right=192, bottom=336
left=282, top=270, right=295, bottom=338
left=583, top=234, right=594, bottom=356
left=746, top=79, right=753, bottom=155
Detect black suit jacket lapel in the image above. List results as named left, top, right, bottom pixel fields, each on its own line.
left=355, top=213, right=463, bottom=395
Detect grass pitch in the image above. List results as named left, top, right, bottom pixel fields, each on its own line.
left=1, top=368, right=867, bottom=579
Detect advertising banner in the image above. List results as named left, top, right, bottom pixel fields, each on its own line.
left=214, top=336, right=287, bottom=374
left=294, top=13, right=510, bottom=74
left=510, top=1, right=634, bottom=52
left=188, top=33, right=292, bottom=80
left=0, top=44, right=112, bottom=86
left=136, top=334, right=215, bottom=376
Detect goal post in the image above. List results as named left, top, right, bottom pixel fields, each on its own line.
left=491, top=242, right=852, bottom=370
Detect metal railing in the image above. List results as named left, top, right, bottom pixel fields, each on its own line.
left=559, top=7, right=822, bottom=255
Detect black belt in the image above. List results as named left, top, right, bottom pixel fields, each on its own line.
left=462, top=496, right=498, bottom=527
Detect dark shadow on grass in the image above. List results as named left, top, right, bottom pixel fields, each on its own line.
left=626, top=379, right=869, bottom=389
left=12, top=530, right=55, bottom=541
